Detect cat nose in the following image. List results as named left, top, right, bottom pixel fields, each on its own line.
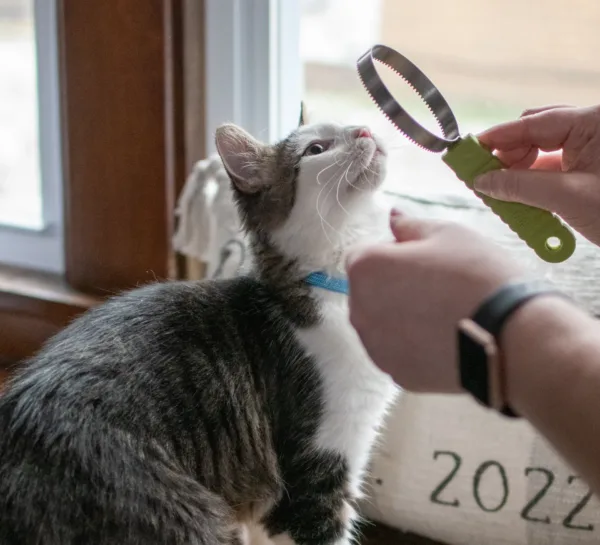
left=353, top=127, right=372, bottom=139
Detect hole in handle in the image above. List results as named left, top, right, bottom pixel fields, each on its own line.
left=545, top=236, right=563, bottom=252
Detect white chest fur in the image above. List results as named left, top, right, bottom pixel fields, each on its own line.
left=296, top=288, right=399, bottom=498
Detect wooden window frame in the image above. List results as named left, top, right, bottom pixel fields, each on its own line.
left=0, top=0, right=204, bottom=364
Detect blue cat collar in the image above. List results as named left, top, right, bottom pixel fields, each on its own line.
left=304, top=271, right=349, bottom=296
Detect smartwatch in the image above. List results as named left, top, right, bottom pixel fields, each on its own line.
left=458, top=281, right=565, bottom=418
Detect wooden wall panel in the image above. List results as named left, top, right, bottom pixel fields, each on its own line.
left=58, top=0, right=185, bottom=294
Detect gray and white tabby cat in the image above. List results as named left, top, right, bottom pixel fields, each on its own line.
left=0, top=120, right=399, bottom=545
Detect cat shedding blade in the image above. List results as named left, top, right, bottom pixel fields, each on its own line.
left=357, top=44, right=576, bottom=263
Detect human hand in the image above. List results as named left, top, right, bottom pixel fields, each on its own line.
left=346, top=211, right=524, bottom=393
left=475, top=105, right=600, bottom=245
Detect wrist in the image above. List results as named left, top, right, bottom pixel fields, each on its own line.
left=458, top=280, right=564, bottom=416
left=500, top=295, right=596, bottom=415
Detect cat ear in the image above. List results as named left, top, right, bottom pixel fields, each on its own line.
left=298, top=101, right=308, bottom=127
left=215, top=124, right=265, bottom=194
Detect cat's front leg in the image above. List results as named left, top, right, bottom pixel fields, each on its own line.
left=263, top=482, right=358, bottom=545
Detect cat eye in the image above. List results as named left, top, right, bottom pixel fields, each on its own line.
left=303, top=142, right=327, bottom=156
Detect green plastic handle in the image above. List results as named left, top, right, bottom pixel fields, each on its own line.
left=442, top=134, right=576, bottom=263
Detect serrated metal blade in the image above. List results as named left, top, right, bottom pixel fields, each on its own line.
left=357, top=65, right=430, bottom=153
left=357, top=45, right=460, bottom=153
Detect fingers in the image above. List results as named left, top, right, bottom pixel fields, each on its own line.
left=474, top=169, right=585, bottom=217
left=520, top=104, right=574, bottom=117
left=478, top=107, right=580, bottom=152
left=486, top=105, right=563, bottom=167
left=496, top=146, right=539, bottom=169
left=346, top=212, right=451, bottom=276
left=531, top=152, right=562, bottom=171
left=346, top=212, right=443, bottom=273
left=389, top=214, right=443, bottom=243
left=495, top=149, right=563, bottom=170
left=345, top=238, right=397, bottom=274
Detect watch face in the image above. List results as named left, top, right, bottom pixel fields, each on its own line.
left=458, top=319, right=497, bottom=407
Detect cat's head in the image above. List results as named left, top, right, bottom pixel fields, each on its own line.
left=215, top=121, right=387, bottom=275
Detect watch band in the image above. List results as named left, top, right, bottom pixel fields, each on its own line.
left=459, top=281, right=566, bottom=418
left=472, top=281, right=563, bottom=338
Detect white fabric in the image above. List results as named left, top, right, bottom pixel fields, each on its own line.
left=172, top=157, right=216, bottom=262
left=361, top=394, right=600, bottom=545
left=173, top=155, right=245, bottom=278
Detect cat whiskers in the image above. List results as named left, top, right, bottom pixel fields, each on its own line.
left=335, top=159, right=355, bottom=216
left=315, top=149, right=353, bottom=186
left=316, top=153, right=351, bottom=242
left=359, top=160, right=378, bottom=189
left=344, top=155, right=372, bottom=192
left=315, top=159, right=341, bottom=185
left=316, top=176, right=340, bottom=245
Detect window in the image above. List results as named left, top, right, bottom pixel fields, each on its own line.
left=0, top=0, right=64, bottom=272
left=204, top=0, right=302, bottom=150
left=0, top=0, right=188, bottom=363
left=299, top=0, right=600, bottom=200
left=0, top=0, right=41, bottom=228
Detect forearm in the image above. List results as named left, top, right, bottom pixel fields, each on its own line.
left=502, top=296, right=600, bottom=495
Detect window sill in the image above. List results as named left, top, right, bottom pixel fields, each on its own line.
left=0, top=263, right=100, bottom=365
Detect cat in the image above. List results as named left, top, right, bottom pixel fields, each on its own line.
left=0, top=120, right=399, bottom=545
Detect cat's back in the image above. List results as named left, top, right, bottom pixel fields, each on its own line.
left=0, top=275, right=292, bottom=451
left=9, top=274, right=275, bottom=372
left=0, top=275, right=298, bottom=544
left=51, top=274, right=276, bottom=356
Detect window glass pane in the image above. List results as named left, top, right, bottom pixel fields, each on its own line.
left=300, top=0, right=600, bottom=199
left=0, top=0, right=43, bottom=229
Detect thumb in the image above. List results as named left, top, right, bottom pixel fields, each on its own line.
left=390, top=214, right=443, bottom=243
left=474, top=169, right=586, bottom=217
